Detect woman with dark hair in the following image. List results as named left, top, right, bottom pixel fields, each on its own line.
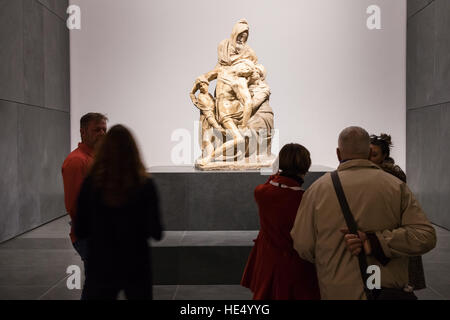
left=241, top=143, right=320, bottom=300
left=370, top=134, right=406, bottom=182
left=74, top=124, right=163, bottom=300
left=370, top=133, right=426, bottom=291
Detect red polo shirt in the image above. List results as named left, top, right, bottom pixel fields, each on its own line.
left=62, top=143, right=94, bottom=243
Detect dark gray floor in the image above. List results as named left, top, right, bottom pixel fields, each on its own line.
left=0, top=215, right=448, bottom=300
left=0, top=215, right=253, bottom=300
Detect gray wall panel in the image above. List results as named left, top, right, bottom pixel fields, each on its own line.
left=38, top=109, right=69, bottom=222
left=407, top=0, right=450, bottom=229
left=415, top=107, right=441, bottom=223
left=406, top=1, right=436, bottom=110
left=43, top=7, right=70, bottom=111
left=37, top=0, right=68, bottom=21
left=23, top=0, right=45, bottom=107
left=0, top=0, right=24, bottom=102
left=0, top=101, right=19, bottom=241
left=406, top=109, right=422, bottom=193
left=438, top=104, right=450, bottom=228
left=434, top=0, right=450, bottom=105
left=17, top=105, right=42, bottom=232
left=407, top=0, right=434, bottom=18
left=0, top=0, right=70, bottom=242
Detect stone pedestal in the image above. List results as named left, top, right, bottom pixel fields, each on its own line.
left=149, top=165, right=333, bottom=285
left=150, top=166, right=331, bottom=231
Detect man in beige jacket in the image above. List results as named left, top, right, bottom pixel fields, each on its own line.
left=291, top=126, right=436, bottom=300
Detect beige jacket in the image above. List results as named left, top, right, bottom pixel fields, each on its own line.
left=290, top=159, right=436, bottom=300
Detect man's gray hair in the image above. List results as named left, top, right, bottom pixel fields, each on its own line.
left=80, top=113, right=108, bottom=129
left=338, top=126, right=370, bottom=157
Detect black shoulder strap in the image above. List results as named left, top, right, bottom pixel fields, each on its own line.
left=330, top=170, right=373, bottom=299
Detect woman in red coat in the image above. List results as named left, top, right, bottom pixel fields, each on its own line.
left=241, top=143, right=320, bottom=300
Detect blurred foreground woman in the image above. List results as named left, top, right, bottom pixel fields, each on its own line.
left=74, top=125, right=163, bottom=300
left=241, top=143, right=320, bottom=300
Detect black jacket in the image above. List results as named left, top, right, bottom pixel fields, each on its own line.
left=74, top=176, right=163, bottom=287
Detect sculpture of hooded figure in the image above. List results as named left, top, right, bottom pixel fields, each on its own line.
left=193, top=19, right=275, bottom=162
left=216, top=19, right=274, bottom=156
left=217, top=19, right=258, bottom=67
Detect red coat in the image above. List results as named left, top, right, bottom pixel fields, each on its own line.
left=241, top=175, right=321, bottom=300
left=62, top=143, right=94, bottom=243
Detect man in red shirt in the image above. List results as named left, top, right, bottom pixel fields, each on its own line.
left=62, top=113, right=107, bottom=299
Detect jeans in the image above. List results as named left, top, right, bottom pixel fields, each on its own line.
left=72, top=239, right=88, bottom=300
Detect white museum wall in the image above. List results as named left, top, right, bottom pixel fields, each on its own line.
left=69, top=0, right=406, bottom=170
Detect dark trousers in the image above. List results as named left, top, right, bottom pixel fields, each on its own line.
left=72, top=239, right=88, bottom=300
